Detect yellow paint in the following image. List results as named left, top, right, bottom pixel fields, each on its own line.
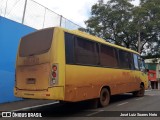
left=14, top=86, right=64, bottom=100
left=15, top=27, right=148, bottom=102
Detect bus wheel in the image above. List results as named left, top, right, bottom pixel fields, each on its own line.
left=133, top=84, right=145, bottom=97
left=99, top=88, right=110, bottom=107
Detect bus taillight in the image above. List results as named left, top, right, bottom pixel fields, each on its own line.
left=51, top=64, right=58, bottom=85
left=52, top=72, right=56, bottom=78
left=52, top=65, right=57, bottom=71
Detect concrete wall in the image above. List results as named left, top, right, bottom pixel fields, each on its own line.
left=0, top=16, right=36, bottom=103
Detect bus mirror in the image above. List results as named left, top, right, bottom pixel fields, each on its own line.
left=144, top=69, right=149, bottom=73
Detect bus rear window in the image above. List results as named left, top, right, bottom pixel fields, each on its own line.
left=19, top=29, right=53, bottom=57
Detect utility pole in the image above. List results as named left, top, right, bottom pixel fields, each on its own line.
left=98, top=0, right=104, bottom=5
left=138, top=20, right=141, bottom=54
left=138, top=31, right=141, bottom=53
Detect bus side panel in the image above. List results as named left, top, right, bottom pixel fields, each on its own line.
left=64, top=65, right=139, bottom=102
left=50, top=28, right=66, bottom=99
left=130, top=71, right=148, bottom=91
left=135, top=71, right=148, bottom=90
left=65, top=65, right=101, bottom=102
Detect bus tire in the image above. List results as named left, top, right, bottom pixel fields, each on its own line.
left=99, top=88, right=110, bottom=107
left=133, top=84, right=145, bottom=97
left=88, top=99, right=99, bottom=109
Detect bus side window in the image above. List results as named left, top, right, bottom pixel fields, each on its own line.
left=133, top=54, right=139, bottom=70
left=118, top=50, right=130, bottom=69
left=65, top=33, right=75, bottom=64
left=75, top=36, right=99, bottom=65
left=128, top=53, right=134, bottom=70
left=99, top=44, right=118, bottom=68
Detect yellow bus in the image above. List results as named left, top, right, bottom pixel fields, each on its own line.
left=14, top=27, right=148, bottom=107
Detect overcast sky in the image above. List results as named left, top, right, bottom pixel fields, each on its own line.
left=0, top=0, right=140, bottom=29
left=33, top=0, right=140, bottom=28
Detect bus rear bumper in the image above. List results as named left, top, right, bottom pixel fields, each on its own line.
left=14, top=86, right=64, bottom=100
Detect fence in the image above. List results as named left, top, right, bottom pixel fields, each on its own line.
left=0, top=0, right=83, bottom=30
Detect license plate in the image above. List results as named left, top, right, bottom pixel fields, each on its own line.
left=27, top=78, right=36, bottom=84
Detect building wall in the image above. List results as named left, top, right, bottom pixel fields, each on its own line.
left=146, top=63, right=157, bottom=71
left=0, top=16, right=36, bottom=103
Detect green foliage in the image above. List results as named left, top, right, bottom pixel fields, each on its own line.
left=142, top=53, right=160, bottom=59
left=85, top=0, right=160, bottom=56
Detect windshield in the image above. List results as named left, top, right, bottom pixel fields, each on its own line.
left=138, top=57, right=146, bottom=71
left=19, top=29, right=53, bottom=57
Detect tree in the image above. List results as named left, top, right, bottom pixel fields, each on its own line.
left=85, top=0, right=160, bottom=56
left=85, top=0, right=135, bottom=48
left=137, top=0, right=160, bottom=55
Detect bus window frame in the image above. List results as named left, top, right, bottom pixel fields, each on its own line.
left=74, top=36, right=99, bottom=66
left=65, top=32, right=76, bottom=64
left=64, top=32, right=140, bottom=71
left=99, top=43, right=119, bottom=68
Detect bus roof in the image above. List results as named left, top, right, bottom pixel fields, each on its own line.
left=59, top=27, right=139, bottom=55
left=27, top=27, right=139, bottom=55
